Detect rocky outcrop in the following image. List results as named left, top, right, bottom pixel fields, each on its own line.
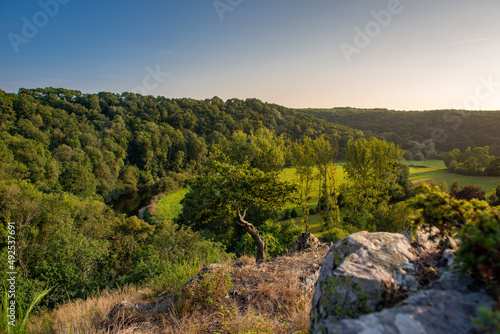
left=309, top=231, right=492, bottom=334
left=310, top=232, right=419, bottom=330
left=324, top=290, right=491, bottom=334
left=288, top=232, right=322, bottom=254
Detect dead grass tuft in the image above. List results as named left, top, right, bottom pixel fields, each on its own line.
left=30, top=285, right=157, bottom=334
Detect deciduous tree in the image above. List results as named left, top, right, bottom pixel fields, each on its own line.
left=179, top=162, right=296, bottom=262
left=342, top=137, right=404, bottom=228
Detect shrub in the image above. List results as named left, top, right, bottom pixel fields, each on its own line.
left=290, top=208, right=298, bottom=218
left=409, top=180, right=448, bottom=199
left=472, top=307, right=500, bottom=334
left=235, top=219, right=302, bottom=258
left=489, top=193, right=500, bottom=207
left=409, top=184, right=500, bottom=297
left=491, top=185, right=500, bottom=207
left=282, top=208, right=292, bottom=220
left=123, top=221, right=233, bottom=296
left=322, top=225, right=359, bottom=243
left=457, top=210, right=500, bottom=286
left=176, top=264, right=233, bottom=316
left=368, top=202, right=413, bottom=233
left=451, top=185, right=486, bottom=201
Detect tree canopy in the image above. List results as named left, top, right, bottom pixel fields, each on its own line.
left=342, top=137, right=405, bottom=228
left=179, top=162, right=297, bottom=261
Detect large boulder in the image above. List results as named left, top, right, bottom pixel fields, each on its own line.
left=323, top=289, right=491, bottom=334
left=310, top=231, right=420, bottom=333
left=309, top=231, right=493, bottom=334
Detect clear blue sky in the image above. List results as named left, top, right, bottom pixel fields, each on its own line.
left=1, top=0, right=499, bottom=110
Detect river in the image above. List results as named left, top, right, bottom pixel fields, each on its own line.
left=111, top=187, right=153, bottom=217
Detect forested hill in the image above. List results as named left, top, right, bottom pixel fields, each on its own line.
left=299, top=108, right=500, bottom=156
left=4, top=87, right=500, bottom=205
left=0, top=88, right=362, bottom=202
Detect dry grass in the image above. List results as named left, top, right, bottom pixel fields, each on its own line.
left=29, top=285, right=157, bottom=334
left=30, top=246, right=330, bottom=334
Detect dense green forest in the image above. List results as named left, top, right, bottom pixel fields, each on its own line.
left=1, top=87, right=500, bottom=329
left=0, top=87, right=364, bottom=313
left=301, top=108, right=500, bottom=157
left=0, top=88, right=364, bottom=203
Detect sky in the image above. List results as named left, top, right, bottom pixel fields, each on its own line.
left=1, top=0, right=499, bottom=111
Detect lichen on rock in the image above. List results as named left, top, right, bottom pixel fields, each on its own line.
left=309, top=230, right=492, bottom=334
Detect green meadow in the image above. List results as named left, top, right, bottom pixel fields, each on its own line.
left=152, top=160, right=500, bottom=223
left=405, top=160, right=500, bottom=195
left=153, top=188, right=189, bottom=221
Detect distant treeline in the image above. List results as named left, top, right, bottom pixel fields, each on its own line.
left=301, top=108, right=500, bottom=157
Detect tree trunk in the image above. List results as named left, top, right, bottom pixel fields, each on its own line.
left=237, top=210, right=266, bottom=262
left=318, top=177, right=322, bottom=215
left=305, top=176, right=309, bottom=232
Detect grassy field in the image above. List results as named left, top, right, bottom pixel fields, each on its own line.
left=290, top=214, right=340, bottom=237
left=152, top=160, right=500, bottom=222
left=153, top=188, right=189, bottom=221
left=405, top=160, right=500, bottom=195
left=280, top=165, right=347, bottom=212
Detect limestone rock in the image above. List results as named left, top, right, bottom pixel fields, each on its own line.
left=409, top=226, right=442, bottom=252
left=323, top=290, right=492, bottom=334
left=289, top=232, right=322, bottom=254
left=310, top=231, right=419, bottom=332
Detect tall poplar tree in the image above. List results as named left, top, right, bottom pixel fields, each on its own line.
left=342, top=137, right=404, bottom=227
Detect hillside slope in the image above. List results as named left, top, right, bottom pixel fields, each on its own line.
left=300, top=108, right=500, bottom=155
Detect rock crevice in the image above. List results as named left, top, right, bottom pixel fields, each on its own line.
left=309, top=231, right=492, bottom=334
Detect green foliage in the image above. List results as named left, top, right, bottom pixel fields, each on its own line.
left=3, top=86, right=500, bottom=319
left=366, top=202, right=413, bottom=233
left=0, top=180, right=114, bottom=306
left=235, top=220, right=302, bottom=258
left=488, top=185, right=500, bottom=206
left=409, top=179, right=448, bottom=198
left=118, top=220, right=231, bottom=293
left=3, top=88, right=361, bottom=203
left=211, top=128, right=286, bottom=172
left=445, top=146, right=500, bottom=176
left=472, top=307, right=500, bottom=334
left=0, top=178, right=232, bottom=311
left=176, top=265, right=233, bottom=316
left=282, top=209, right=292, bottom=220
left=405, top=139, right=438, bottom=161
left=409, top=185, right=500, bottom=291
left=322, top=224, right=360, bottom=243
left=178, top=162, right=297, bottom=252
left=302, top=108, right=500, bottom=157
left=395, top=163, right=412, bottom=200
left=457, top=209, right=500, bottom=285
left=1, top=285, right=51, bottom=334
left=341, top=137, right=404, bottom=228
